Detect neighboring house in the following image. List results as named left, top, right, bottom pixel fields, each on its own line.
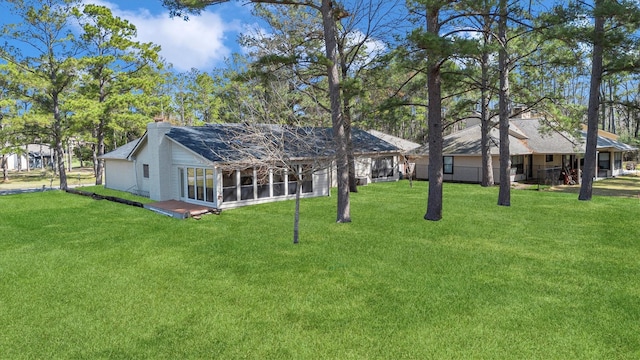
left=2, top=144, right=53, bottom=171
left=366, top=129, right=421, bottom=178
left=408, top=117, right=637, bottom=184
left=100, top=121, right=401, bottom=209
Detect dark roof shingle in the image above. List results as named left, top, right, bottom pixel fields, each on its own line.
left=165, top=124, right=399, bottom=163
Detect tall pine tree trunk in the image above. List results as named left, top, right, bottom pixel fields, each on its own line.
left=579, top=1, right=604, bottom=201
left=321, top=0, right=350, bottom=223
left=53, top=93, right=67, bottom=190
left=480, top=14, right=494, bottom=187
left=95, top=117, right=105, bottom=185
left=338, top=37, right=358, bottom=193
left=424, top=6, right=443, bottom=221
left=293, top=178, right=301, bottom=244
left=497, top=0, right=511, bottom=206
left=1, top=155, right=7, bottom=182
left=25, top=144, right=30, bottom=172
left=343, top=96, right=357, bottom=193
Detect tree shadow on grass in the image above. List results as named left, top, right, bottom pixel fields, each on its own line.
left=546, top=173, right=640, bottom=199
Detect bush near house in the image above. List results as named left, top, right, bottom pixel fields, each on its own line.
left=0, top=181, right=638, bottom=359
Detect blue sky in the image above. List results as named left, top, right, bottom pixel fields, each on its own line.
left=0, top=0, right=262, bottom=72
left=1, top=0, right=398, bottom=74
left=0, top=0, right=259, bottom=72
left=81, top=0, right=260, bottom=72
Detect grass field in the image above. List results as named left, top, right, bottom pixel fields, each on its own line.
left=0, top=168, right=96, bottom=190
left=1, top=180, right=639, bottom=359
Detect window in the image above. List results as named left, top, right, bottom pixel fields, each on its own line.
left=301, top=165, right=313, bottom=193
left=288, top=165, right=313, bottom=194
left=288, top=168, right=298, bottom=195
left=196, top=168, right=205, bottom=201
left=143, top=164, right=149, bottom=178
left=273, top=171, right=286, bottom=197
left=614, top=152, right=622, bottom=170
left=184, top=167, right=215, bottom=203
left=443, top=156, right=454, bottom=174
left=206, top=169, right=214, bottom=202
left=511, top=155, right=524, bottom=175
left=598, top=152, right=610, bottom=170
left=240, top=168, right=254, bottom=200
left=257, top=167, right=270, bottom=199
left=222, top=170, right=237, bottom=202
left=187, top=168, right=195, bottom=199
left=372, top=156, right=394, bottom=179
left=546, top=154, right=554, bottom=162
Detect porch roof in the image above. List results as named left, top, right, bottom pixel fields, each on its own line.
left=587, top=130, right=637, bottom=151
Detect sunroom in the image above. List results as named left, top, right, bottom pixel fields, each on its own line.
left=177, top=164, right=328, bottom=209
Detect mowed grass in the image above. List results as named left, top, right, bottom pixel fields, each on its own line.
left=0, top=168, right=96, bottom=190
left=1, top=181, right=639, bottom=359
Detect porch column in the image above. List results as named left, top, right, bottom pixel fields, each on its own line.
left=235, top=170, right=241, bottom=201
left=577, top=154, right=581, bottom=185
left=284, top=169, right=289, bottom=195
left=214, top=167, right=220, bottom=208
left=269, top=169, right=274, bottom=197
left=595, top=150, right=599, bottom=179
left=253, top=168, right=258, bottom=200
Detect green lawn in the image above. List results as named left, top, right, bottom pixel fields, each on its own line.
left=0, top=168, right=96, bottom=190
left=1, top=181, right=639, bottom=359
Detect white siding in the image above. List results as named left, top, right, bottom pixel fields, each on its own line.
left=414, top=156, right=429, bottom=180
left=5, top=153, right=28, bottom=171
left=104, top=159, right=136, bottom=192
left=171, top=143, right=209, bottom=166
left=413, top=155, right=504, bottom=183
left=133, top=140, right=152, bottom=197
left=312, top=167, right=331, bottom=196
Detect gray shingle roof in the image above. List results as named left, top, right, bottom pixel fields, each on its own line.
left=99, top=138, right=141, bottom=160
left=408, top=124, right=531, bottom=156
left=366, top=129, right=421, bottom=152
left=408, top=118, right=637, bottom=156
left=510, top=119, right=582, bottom=154
left=165, top=124, right=399, bottom=163
left=587, top=130, right=637, bottom=151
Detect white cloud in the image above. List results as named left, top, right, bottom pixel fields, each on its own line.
left=346, top=30, right=388, bottom=66
left=82, top=0, right=242, bottom=71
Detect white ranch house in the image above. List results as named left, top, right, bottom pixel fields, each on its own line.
left=100, top=121, right=402, bottom=209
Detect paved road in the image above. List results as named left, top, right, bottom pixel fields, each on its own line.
left=0, top=186, right=56, bottom=196
left=0, top=184, right=90, bottom=196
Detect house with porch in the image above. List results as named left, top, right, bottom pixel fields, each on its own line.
left=100, top=121, right=401, bottom=209
left=408, top=117, right=637, bottom=184
left=2, top=144, right=53, bottom=171
left=366, top=129, right=421, bottom=177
